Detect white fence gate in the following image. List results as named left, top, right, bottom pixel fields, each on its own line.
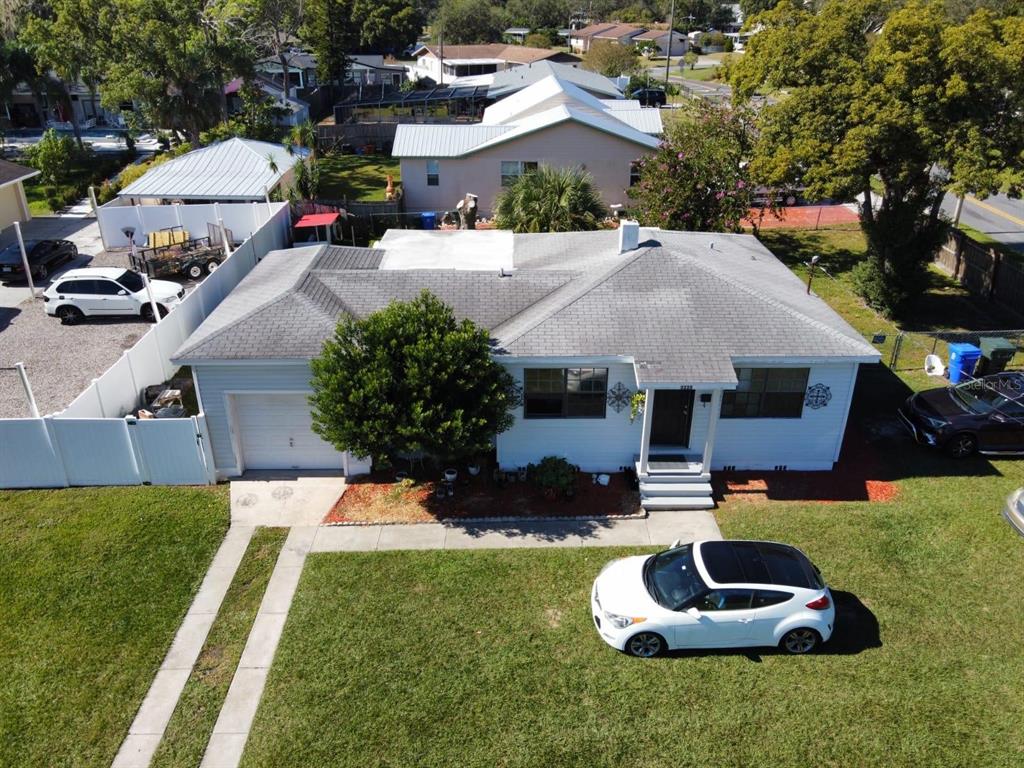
left=0, top=202, right=291, bottom=489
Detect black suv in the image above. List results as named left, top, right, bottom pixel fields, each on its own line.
left=630, top=88, right=667, bottom=107
left=898, top=372, right=1024, bottom=457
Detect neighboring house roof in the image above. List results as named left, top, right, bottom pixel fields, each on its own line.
left=505, top=27, right=531, bottom=34
left=572, top=23, right=618, bottom=39
left=257, top=50, right=317, bottom=71
left=592, top=24, right=645, bottom=41
left=174, top=229, right=880, bottom=387
left=486, top=60, right=623, bottom=99
left=393, top=74, right=661, bottom=157
left=118, top=138, right=308, bottom=201
left=0, top=159, right=39, bottom=188
left=413, top=44, right=570, bottom=65
left=634, top=28, right=682, bottom=41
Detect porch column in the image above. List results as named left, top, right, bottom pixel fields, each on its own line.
left=702, top=389, right=723, bottom=474
left=638, top=388, right=654, bottom=474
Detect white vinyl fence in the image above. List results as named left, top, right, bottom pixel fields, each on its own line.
left=0, top=202, right=291, bottom=489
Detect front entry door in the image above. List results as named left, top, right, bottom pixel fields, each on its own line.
left=650, top=389, right=694, bottom=447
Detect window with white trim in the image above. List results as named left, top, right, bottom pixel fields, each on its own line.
left=720, top=368, right=809, bottom=418
left=426, top=159, right=440, bottom=186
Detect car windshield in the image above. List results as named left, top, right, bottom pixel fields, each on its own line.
left=951, top=379, right=1018, bottom=415
left=115, top=270, right=145, bottom=293
left=643, top=545, right=707, bottom=610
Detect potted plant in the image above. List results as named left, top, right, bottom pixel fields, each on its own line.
left=467, top=460, right=481, bottom=476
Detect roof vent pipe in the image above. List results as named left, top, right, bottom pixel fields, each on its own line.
left=618, top=219, right=640, bottom=253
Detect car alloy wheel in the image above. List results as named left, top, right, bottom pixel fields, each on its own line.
left=626, top=632, right=664, bottom=658
left=188, top=264, right=203, bottom=279
left=947, top=433, right=977, bottom=459
left=57, top=305, right=83, bottom=325
left=781, top=628, right=819, bottom=655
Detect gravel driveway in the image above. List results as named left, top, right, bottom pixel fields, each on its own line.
left=0, top=216, right=197, bottom=418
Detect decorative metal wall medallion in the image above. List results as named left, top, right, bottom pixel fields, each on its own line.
left=805, top=383, right=832, bottom=409
left=508, top=381, right=524, bottom=408
left=607, top=382, right=632, bottom=413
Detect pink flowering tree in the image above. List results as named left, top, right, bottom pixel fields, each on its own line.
left=629, top=102, right=761, bottom=232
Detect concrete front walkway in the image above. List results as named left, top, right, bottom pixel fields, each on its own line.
left=201, top=526, right=316, bottom=768
left=311, top=510, right=722, bottom=552
left=111, top=525, right=256, bottom=768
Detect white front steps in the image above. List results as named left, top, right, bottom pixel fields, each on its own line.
left=635, top=459, right=715, bottom=511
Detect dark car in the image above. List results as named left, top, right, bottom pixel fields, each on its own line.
left=0, top=239, right=78, bottom=282
left=630, top=87, right=667, bottom=107
left=898, top=372, right=1024, bottom=457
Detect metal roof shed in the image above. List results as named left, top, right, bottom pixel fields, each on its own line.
left=118, top=138, right=309, bottom=202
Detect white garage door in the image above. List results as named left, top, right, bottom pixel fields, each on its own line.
left=233, top=393, right=342, bottom=470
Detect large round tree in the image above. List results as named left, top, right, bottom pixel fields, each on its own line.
left=493, top=165, right=608, bottom=232
left=309, top=291, right=515, bottom=467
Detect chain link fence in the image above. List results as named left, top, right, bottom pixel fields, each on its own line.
left=887, top=329, right=1024, bottom=372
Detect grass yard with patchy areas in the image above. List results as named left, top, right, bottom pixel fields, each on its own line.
left=318, top=154, right=401, bottom=201
left=0, top=486, right=228, bottom=768
left=151, top=527, right=287, bottom=768
left=243, top=431, right=1024, bottom=768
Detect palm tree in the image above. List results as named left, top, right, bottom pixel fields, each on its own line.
left=493, top=165, right=607, bottom=233
left=286, top=120, right=317, bottom=160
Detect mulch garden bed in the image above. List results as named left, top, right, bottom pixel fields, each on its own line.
left=324, top=469, right=641, bottom=524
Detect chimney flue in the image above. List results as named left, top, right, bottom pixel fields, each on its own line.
left=618, top=219, right=640, bottom=253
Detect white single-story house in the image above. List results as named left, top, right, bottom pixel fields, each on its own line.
left=481, top=60, right=623, bottom=100
left=410, top=44, right=580, bottom=85
left=392, top=74, right=662, bottom=215
left=504, top=27, right=532, bottom=44
left=0, top=159, right=38, bottom=230
left=570, top=22, right=645, bottom=53
left=173, top=224, right=880, bottom=510
left=117, top=138, right=309, bottom=204
left=633, top=28, right=689, bottom=57
left=347, top=55, right=407, bottom=86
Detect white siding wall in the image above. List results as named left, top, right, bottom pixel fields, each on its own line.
left=400, top=121, right=653, bottom=216
left=497, top=363, right=642, bottom=472
left=712, top=362, right=859, bottom=471
left=194, top=362, right=315, bottom=474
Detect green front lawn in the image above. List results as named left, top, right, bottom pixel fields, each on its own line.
left=0, top=486, right=228, bottom=768
left=318, top=154, right=401, bottom=202
left=244, top=443, right=1023, bottom=767
left=152, top=527, right=287, bottom=768
left=680, top=66, right=721, bottom=81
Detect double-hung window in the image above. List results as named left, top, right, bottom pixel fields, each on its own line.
left=426, top=159, right=440, bottom=186
left=524, top=368, right=608, bottom=418
left=720, top=368, right=809, bottom=418
left=500, top=160, right=538, bottom=187
left=629, top=160, right=642, bottom=187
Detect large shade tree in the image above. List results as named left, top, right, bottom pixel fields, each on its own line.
left=493, top=165, right=607, bottom=232
left=629, top=101, right=756, bottom=232
left=310, top=292, right=516, bottom=465
left=731, top=0, right=1024, bottom=316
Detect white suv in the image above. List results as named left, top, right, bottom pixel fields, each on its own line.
left=44, top=268, right=184, bottom=325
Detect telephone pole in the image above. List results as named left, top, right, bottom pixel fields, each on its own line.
left=664, top=0, right=676, bottom=89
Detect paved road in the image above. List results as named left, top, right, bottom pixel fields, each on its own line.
left=941, top=192, right=1024, bottom=253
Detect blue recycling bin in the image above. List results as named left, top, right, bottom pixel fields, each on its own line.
left=420, top=211, right=437, bottom=230
left=947, top=342, right=982, bottom=384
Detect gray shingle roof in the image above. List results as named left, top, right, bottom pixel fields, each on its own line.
left=174, top=230, right=880, bottom=384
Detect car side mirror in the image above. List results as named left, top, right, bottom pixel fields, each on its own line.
left=118, top=289, right=128, bottom=296
left=990, top=412, right=1008, bottom=423
left=685, top=607, right=701, bottom=619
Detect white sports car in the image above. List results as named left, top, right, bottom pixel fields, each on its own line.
left=592, top=539, right=835, bottom=657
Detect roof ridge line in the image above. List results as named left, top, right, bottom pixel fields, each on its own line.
left=674, top=249, right=874, bottom=353
left=493, top=248, right=649, bottom=348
